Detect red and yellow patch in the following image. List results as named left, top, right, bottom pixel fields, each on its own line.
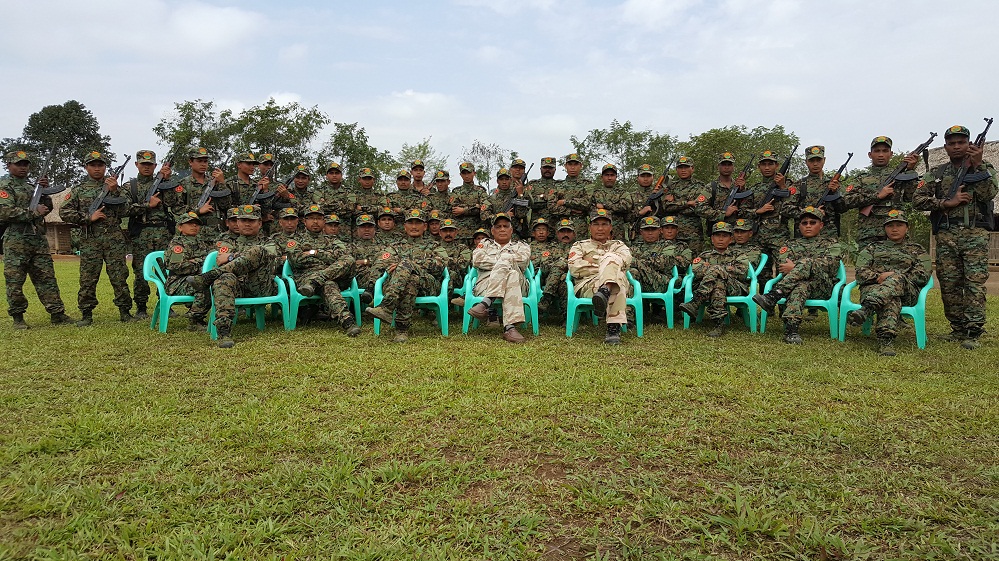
left=172, top=245, right=184, bottom=254
left=918, top=180, right=926, bottom=189
left=568, top=251, right=576, bottom=258
left=380, top=252, right=391, bottom=260
left=779, top=246, right=788, bottom=254
left=693, top=257, right=702, bottom=264
left=696, top=195, right=706, bottom=202
left=0, top=190, right=8, bottom=199
left=175, top=185, right=184, bottom=193
left=219, top=246, right=229, bottom=253
left=789, top=187, right=797, bottom=195
left=542, top=251, right=551, bottom=257
left=477, top=243, right=484, bottom=249
left=287, top=240, right=297, bottom=248
left=846, top=185, right=854, bottom=192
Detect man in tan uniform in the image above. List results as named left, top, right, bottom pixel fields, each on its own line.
left=467, top=213, right=532, bottom=343
left=567, top=209, right=633, bottom=344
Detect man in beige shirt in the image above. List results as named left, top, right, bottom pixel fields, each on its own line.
left=468, top=213, right=532, bottom=343
left=567, top=209, right=633, bottom=344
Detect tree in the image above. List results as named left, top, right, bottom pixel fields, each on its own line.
left=676, top=125, right=802, bottom=183
left=151, top=99, right=235, bottom=170
left=569, top=120, right=679, bottom=179
left=395, top=137, right=449, bottom=177
left=0, top=100, right=113, bottom=189
left=314, top=122, right=395, bottom=191
left=459, top=140, right=511, bottom=190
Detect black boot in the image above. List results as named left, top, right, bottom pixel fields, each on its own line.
left=12, top=313, right=28, bottom=330
left=341, top=315, right=361, bottom=337
left=187, top=316, right=208, bottom=332
left=134, top=307, right=149, bottom=320
left=753, top=288, right=785, bottom=315
left=298, top=281, right=317, bottom=297
left=877, top=335, right=896, bottom=356
left=186, top=269, right=222, bottom=292
left=75, top=310, right=93, bottom=327
left=604, top=323, right=622, bottom=345
left=538, top=292, right=555, bottom=312
left=591, top=285, right=611, bottom=318
left=216, top=326, right=235, bottom=348
left=678, top=298, right=701, bottom=318
left=847, top=306, right=870, bottom=327
left=50, top=312, right=74, bottom=325
left=706, top=318, right=726, bottom=338
left=119, top=308, right=134, bottom=322
left=783, top=320, right=802, bottom=345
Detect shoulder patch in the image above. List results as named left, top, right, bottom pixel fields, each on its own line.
left=175, top=185, right=184, bottom=193
left=219, top=246, right=229, bottom=253
left=172, top=245, right=184, bottom=254
left=0, top=190, right=8, bottom=199
left=846, top=185, right=854, bottom=192
left=789, top=187, right=797, bottom=195
left=65, top=192, right=73, bottom=201
left=287, top=240, right=297, bottom=248
left=696, top=194, right=706, bottom=202
left=542, top=251, right=551, bottom=257
left=380, top=252, right=391, bottom=260
left=568, top=251, right=576, bottom=258
left=917, top=180, right=926, bottom=189
left=477, top=243, right=484, bottom=249
left=693, top=257, right=702, bottom=264
left=779, top=246, right=788, bottom=254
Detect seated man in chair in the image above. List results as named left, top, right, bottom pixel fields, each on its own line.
left=567, top=209, right=633, bottom=344
left=467, top=213, right=532, bottom=343
left=678, top=221, right=752, bottom=338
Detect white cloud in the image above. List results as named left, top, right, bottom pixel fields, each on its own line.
left=279, top=44, right=309, bottom=63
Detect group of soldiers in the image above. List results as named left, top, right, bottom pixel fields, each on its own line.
left=0, top=124, right=994, bottom=353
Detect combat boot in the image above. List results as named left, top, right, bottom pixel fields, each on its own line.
left=877, top=336, right=896, bottom=356
left=847, top=307, right=870, bottom=327
left=341, top=316, right=361, bottom=337
left=393, top=330, right=409, bottom=343
left=961, top=328, right=983, bottom=350
left=187, top=317, right=208, bottom=332
left=358, top=291, right=373, bottom=306
left=50, top=312, right=74, bottom=325
left=782, top=320, right=802, bottom=345
left=678, top=299, right=700, bottom=318
left=706, top=319, right=726, bottom=338
left=538, top=292, right=555, bottom=312
left=75, top=310, right=93, bottom=327
left=12, top=313, right=29, bottom=330
left=752, top=288, right=785, bottom=315
left=134, top=307, right=149, bottom=321
left=604, top=323, right=622, bottom=345
left=467, top=301, right=490, bottom=321
left=591, top=284, right=612, bottom=318
left=365, top=306, right=394, bottom=323
left=297, top=281, right=317, bottom=297
left=186, top=269, right=223, bottom=292
left=119, top=308, right=134, bottom=322
left=216, top=326, right=235, bottom=348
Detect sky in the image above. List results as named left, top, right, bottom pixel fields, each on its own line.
left=2, top=0, right=996, bottom=180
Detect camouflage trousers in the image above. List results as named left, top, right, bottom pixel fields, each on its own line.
left=2, top=231, right=66, bottom=316
left=755, top=228, right=788, bottom=285
left=691, top=267, right=747, bottom=321
left=574, top=254, right=629, bottom=324
left=935, top=227, right=989, bottom=336
left=164, top=276, right=210, bottom=319
left=130, top=226, right=172, bottom=310
left=295, top=263, right=355, bottom=323
left=541, top=262, right=569, bottom=302
left=211, top=247, right=276, bottom=331
left=472, top=264, right=528, bottom=325
left=859, top=274, right=920, bottom=338
left=377, top=260, right=441, bottom=328
left=78, top=234, right=132, bottom=312
left=630, top=265, right=673, bottom=293
left=772, top=263, right=835, bottom=323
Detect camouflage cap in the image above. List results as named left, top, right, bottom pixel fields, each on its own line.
left=293, top=164, right=311, bottom=177
left=440, top=218, right=458, bottom=230
left=410, top=159, right=425, bottom=169
left=758, top=150, right=779, bottom=163
left=83, top=150, right=109, bottom=165
left=556, top=218, right=575, bottom=231
left=459, top=162, right=475, bottom=173
left=236, top=151, right=258, bottom=163
left=531, top=217, right=550, bottom=229
left=601, top=163, right=617, bottom=174
left=355, top=213, right=376, bottom=226
left=4, top=150, right=31, bottom=164
left=491, top=212, right=513, bottom=225
left=226, top=207, right=240, bottom=219
left=945, top=125, right=970, bottom=138
left=589, top=208, right=613, bottom=223
left=732, top=218, right=754, bottom=231
left=325, top=213, right=341, bottom=224
left=258, top=153, right=276, bottom=163
left=378, top=206, right=395, bottom=218
left=428, top=209, right=442, bottom=221
left=884, top=208, right=908, bottom=225
left=326, top=162, right=342, bottom=172
left=239, top=204, right=262, bottom=220
left=637, top=163, right=654, bottom=175
left=176, top=211, right=202, bottom=225
left=565, top=153, right=582, bottom=164
left=800, top=205, right=825, bottom=221
left=404, top=208, right=426, bottom=222
left=870, top=136, right=892, bottom=148
left=510, top=158, right=526, bottom=168
left=303, top=204, right=323, bottom=216
left=434, top=170, right=449, bottom=180
left=640, top=216, right=660, bottom=229
left=188, top=147, right=210, bottom=159
left=718, top=151, right=736, bottom=164
left=496, top=167, right=511, bottom=178
left=136, top=150, right=157, bottom=164
left=359, top=167, right=375, bottom=178
left=397, top=169, right=412, bottom=179
left=712, top=221, right=734, bottom=234
left=805, top=145, right=825, bottom=160
left=278, top=206, right=299, bottom=219
left=676, top=156, right=694, bottom=167
left=473, top=228, right=490, bottom=237
left=540, top=157, right=557, bottom=167
left=661, top=215, right=679, bottom=227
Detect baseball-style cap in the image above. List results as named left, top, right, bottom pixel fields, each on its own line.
left=83, top=151, right=108, bottom=165
left=884, top=208, right=908, bottom=225
left=303, top=204, right=324, bottom=216
left=531, top=217, right=550, bottom=229
left=459, top=162, right=475, bottom=173
left=136, top=150, right=157, bottom=164
left=637, top=163, right=654, bottom=175
left=661, top=216, right=679, bottom=227
left=565, top=153, right=582, bottom=164
left=326, top=162, right=342, bottom=172
left=541, top=157, right=557, bottom=167
left=428, top=209, right=442, bottom=221
left=237, top=152, right=258, bottom=163
left=676, top=156, right=694, bottom=167
left=404, top=209, right=426, bottom=222
left=239, top=204, right=262, bottom=220
left=712, top=221, right=734, bottom=234
left=4, top=150, right=31, bottom=164
left=601, top=163, right=617, bottom=174
left=510, top=158, right=526, bottom=168
left=378, top=206, right=395, bottom=218
left=944, top=125, right=970, bottom=138
left=440, top=218, right=458, bottom=230
left=491, top=212, right=513, bottom=225
left=226, top=207, right=240, bottom=219
left=325, top=214, right=341, bottom=224
left=410, top=159, right=425, bottom=169
left=177, top=211, right=202, bottom=225
left=473, top=228, right=490, bottom=237
left=640, top=216, right=660, bottom=229
left=397, top=169, right=412, bottom=179
left=356, top=213, right=376, bottom=226
left=732, top=218, right=754, bottom=231
left=870, top=136, right=893, bottom=148
left=189, top=147, right=210, bottom=159
left=557, top=218, right=575, bottom=231
left=258, top=153, right=276, bottom=163
left=434, top=170, right=450, bottom=180
left=359, top=168, right=375, bottom=178
left=277, top=207, right=299, bottom=219
left=496, top=167, right=511, bottom=178
left=758, top=150, right=778, bottom=163
left=805, top=145, right=825, bottom=160
left=590, top=208, right=613, bottom=223
left=293, top=164, right=311, bottom=177
left=800, top=205, right=825, bottom=221
left=718, top=152, right=736, bottom=164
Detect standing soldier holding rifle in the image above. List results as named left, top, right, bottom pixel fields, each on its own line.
left=914, top=122, right=998, bottom=349
left=125, top=150, right=173, bottom=320
left=698, top=152, right=755, bottom=226
left=791, top=146, right=848, bottom=239
left=841, top=135, right=923, bottom=247
left=0, top=150, right=74, bottom=328
left=162, top=147, right=231, bottom=237
left=660, top=156, right=709, bottom=253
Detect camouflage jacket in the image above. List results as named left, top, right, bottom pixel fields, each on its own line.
left=448, top=184, right=487, bottom=238
left=0, top=175, right=52, bottom=237
left=389, top=189, right=430, bottom=220
left=525, top=177, right=557, bottom=216
left=730, top=240, right=763, bottom=267
left=913, top=161, right=999, bottom=228
left=547, top=176, right=591, bottom=222
left=692, top=247, right=750, bottom=280
left=660, top=178, right=709, bottom=239
left=286, top=229, right=353, bottom=275
left=855, top=238, right=930, bottom=289
left=589, top=183, right=639, bottom=237
left=123, top=176, right=173, bottom=228
left=163, top=233, right=212, bottom=277
left=354, top=187, right=388, bottom=217
left=441, top=239, right=472, bottom=281
left=59, top=177, right=131, bottom=240
left=381, top=235, right=449, bottom=278
left=842, top=165, right=918, bottom=241
left=775, top=235, right=843, bottom=281
left=749, top=177, right=796, bottom=240
left=426, top=189, right=452, bottom=217
left=698, top=179, right=755, bottom=224
left=629, top=239, right=692, bottom=276
left=310, top=182, right=356, bottom=219
left=161, top=174, right=238, bottom=231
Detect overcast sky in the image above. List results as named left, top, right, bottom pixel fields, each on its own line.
left=2, top=0, right=996, bottom=179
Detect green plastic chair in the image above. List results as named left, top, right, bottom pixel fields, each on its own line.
left=204, top=251, right=290, bottom=340
left=681, top=254, right=768, bottom=332
left=629, top=265, right=691, bottom=329
left=143, top=250, right=213, bottom=333
left=280, top=260, right=365, bottom=330
left=564, top=271, right=642, bottom=337
left=759, top=261, right=847, bottom=338
left=371, top=268, right=450, bottom=336
left=461, top=265, right=541, bottom=335
left=838, top=276, right=934, bottom=349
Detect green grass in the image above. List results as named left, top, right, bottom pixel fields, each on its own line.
left=1, top=259, right=997, bottom=559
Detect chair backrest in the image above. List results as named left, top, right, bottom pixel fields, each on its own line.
left=204, top=251, right=219, bottom=270
left=143, top=250, right=167, bottom=285
left=282, top=259, right=292, bottom=278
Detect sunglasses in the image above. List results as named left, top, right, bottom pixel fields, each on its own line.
left=799, top=220, right=821, bottom=226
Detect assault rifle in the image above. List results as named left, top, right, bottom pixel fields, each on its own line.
left=645, top=156, right=677, bottom=208
left=145, top=150, right=177, bottom=203
left=757, top=145, right=798, bottom=208
left=502, top=163, right=533, bottom=214
left=88, top=155, right=132, bottom=215
left=888, top=132, right=938, bottom=207
left=28, top=144, right=64, bottom=212
left=931, top=118, right=994, bottom=232
left=819, top=152, right=853, bottom=204
left=196, top=159, right=234, bottom=209
left=249, top=159, right=278, bottom=204
left=722, top=156, right=756, bottom=211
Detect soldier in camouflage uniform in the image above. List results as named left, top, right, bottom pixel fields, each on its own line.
left=0, top=150, right=73, bottom=328
left=287, top=205, right=360, bottom=335
left=365, top=209, right=449, bottom=343
left=660, top=156, right=709, bottom=253
left=161, top=147, right=234, bottom=237
left=218, top=207, right=241, bottom=245
left=375, top=206, right=402, bottom=243
left=270, top=206, right=300, bottom=271
left=729, top=218, right=762, bottom=265
left=537, top=219, right=576, bottom=313
left=449, top=162, right=487, bottom=244
left=525, top=157, right=558, bottom=224
left=589, top=164, right=638, bottom=241
left=678, top=221, right=752, bottom=337
left=323, top=214, right=345, bottom=241
left=162, top=212, right=213, bottom=331
left=482, top=168, right=531, bottom=238
left=529, top=218, right=553, bottom=264
left=699, top=152, right=753, bottom=226
left=354, top=167, right=386, bottom=218
left=753, top=207, right=844, bottom=344
left=426, top=170, right=452, bottom=217
left=389, top=169, right=429, bottom=221
left=311, top=162, right=356, bottom=238
left=269, top=164, right=312, bottom=215
left=848, top=211, right=932, bottom=356
left=548, top=153, right=590, bottom=234
left=350, top=214, right=391, bottom=294
left=567, top=209, right=633, bottom=344
left=749, top=150, right=798, bottom=285
left=913, top=125, right=998, bottom=349
left=630, top=216, right=692, bottom=293
left=410, top=160, right=430, bottom=195
left=59, top=151, right=134, bottom=326
left=124, top=150, right=175, bottom=319
left=841, top=136, right=920, bottom=247
left=632, top=163, right=661, bottom=227
left=426, top=209, right=443, bottom=242
left=439, top=218, right=472, bottom=302
left=185, top=204, right=279, bottom=348
left=226, top=152, right=260, bottom=206
left=791, top=146, right=847, bottom=238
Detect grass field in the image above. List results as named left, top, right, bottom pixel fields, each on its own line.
left=1, top=259, right=997, bottom=560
